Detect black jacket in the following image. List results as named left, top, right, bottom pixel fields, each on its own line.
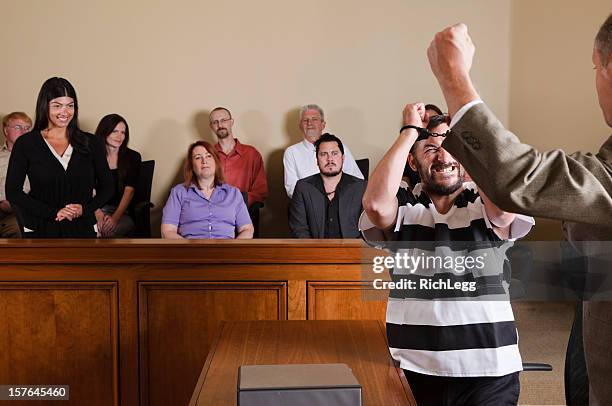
left=6, top=130, right=113, bottom=238
left=289, top=173, right=366, bottom=238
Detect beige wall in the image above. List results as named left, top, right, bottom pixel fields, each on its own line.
left=509, top=0, right=611, bottom=239
left=0, top=0, right=511, bottom=236
left=6, top=1, right=609, bottom=238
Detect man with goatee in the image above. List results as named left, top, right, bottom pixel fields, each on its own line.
left=209, top=107, right=268, bottom=207
left=362, top=106, right=533, bottom=405
left=289, top=133, right=366, bottom=238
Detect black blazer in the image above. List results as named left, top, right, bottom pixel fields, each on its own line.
left=289, top=173, right=366, bottom=238
left=6, top=130, right=113, bottom=238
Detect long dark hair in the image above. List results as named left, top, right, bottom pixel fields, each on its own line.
left=95, top=114, right=130, bottom=183
left=33, top=77, right=89, bottom=153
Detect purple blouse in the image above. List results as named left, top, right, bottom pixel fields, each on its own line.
left=162, top=183, right=252, bottom=239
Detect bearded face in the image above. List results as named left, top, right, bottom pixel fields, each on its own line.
left=316, top=141, right=344, bottom=177
left=209, top=109, right=234, bottom=139
left=409, top=124, right=464, bottom=196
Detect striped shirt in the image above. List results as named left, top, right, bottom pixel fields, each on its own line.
left=385, top=182, right=534, bottom=377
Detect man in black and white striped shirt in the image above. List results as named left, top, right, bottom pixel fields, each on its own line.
left=362, top=103, right=534, bottom=406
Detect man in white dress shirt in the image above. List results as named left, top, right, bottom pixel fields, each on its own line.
left=283, top=104, right=364, bottom=197
left=0, top=112, right=32, bottom=237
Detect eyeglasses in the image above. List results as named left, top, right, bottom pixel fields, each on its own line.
left=210, top=118, right=231, bottom=126
left=6, top=125, right=31, bottom=132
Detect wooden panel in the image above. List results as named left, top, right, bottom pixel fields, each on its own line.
left=0, top=283, right=118, bottom=406
left=287, top=280, right=306, bottom=320
left=308, top=281, right=388, bottom=320
left=0, top=239, right=364, bottom=264
left=139, top=282, right=286, bottom=406
left=190, top=321, right=415, bottom=406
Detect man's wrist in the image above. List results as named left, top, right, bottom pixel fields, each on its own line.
left=399, top=125, right=421, bottom=133
left=439, top=75, right=480, bottom=117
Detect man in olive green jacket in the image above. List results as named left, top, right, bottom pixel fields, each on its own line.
left=426, top=15, right=612, bottom=406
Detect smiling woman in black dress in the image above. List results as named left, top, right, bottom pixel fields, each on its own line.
left=6, top=77, right=113, bottom=238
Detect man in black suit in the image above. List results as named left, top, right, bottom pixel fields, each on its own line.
left=289, top=133, right=366, bottom=238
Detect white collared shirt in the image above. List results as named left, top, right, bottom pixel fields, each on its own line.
left=449, top=100, right=484, bottom=128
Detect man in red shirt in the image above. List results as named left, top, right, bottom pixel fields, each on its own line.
left=209, top=107, right=268, bottom=207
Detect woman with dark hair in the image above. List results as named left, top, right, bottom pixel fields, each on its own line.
left=161, top=141, right=253, bottom=239
left=6, top=77, right=113, bottom=238
left=94, top=114, right=142, bottom=237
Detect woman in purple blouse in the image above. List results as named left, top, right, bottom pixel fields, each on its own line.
left=161, top=141, right=253, bottom=239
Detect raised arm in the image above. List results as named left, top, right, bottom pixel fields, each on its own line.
left=446, top=105, right=612, bottom=225
left=429, top=23, right=612, bottom=226
left=362, top=103, right=422, bottom=230
left=427, top=23, right=480, bottom=118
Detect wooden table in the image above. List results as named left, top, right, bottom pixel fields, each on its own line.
left=189, top=320, right=415, bottom=406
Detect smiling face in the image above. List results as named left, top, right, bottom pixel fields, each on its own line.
left=316, top=141, right=344, bottom=177
left=47, top=96, right=75, bottom=129
left=299, top=109, right=326, bottom=143
left=408, top=122, right=464, bottom=196
left=105, top=121, right=127, bottom=149
left=191, top=145, right=216, bottom=181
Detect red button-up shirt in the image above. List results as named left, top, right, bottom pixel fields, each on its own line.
left=215, top=139, right=268, bottom=206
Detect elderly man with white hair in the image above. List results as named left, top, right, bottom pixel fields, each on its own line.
left=283, top=104, right=363, bottom=197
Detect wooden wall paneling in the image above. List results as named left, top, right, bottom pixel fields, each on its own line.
left=0, top=241, right=373, bottom=405
left=0, top=282, right=119, bottom=405
left=307, top=282, right=388, bottom=320
left=118, top=271, right=139, bottom=406
left=287, top=280, right=306, bottom=320
left=138, top=281, right=287, bottom=406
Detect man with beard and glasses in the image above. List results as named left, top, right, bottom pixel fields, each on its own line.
left=362, top=104, right=534, bottom=405
left=209, top=107, right=268, bottom=207
left=289, top=133, right=366, bottom=238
